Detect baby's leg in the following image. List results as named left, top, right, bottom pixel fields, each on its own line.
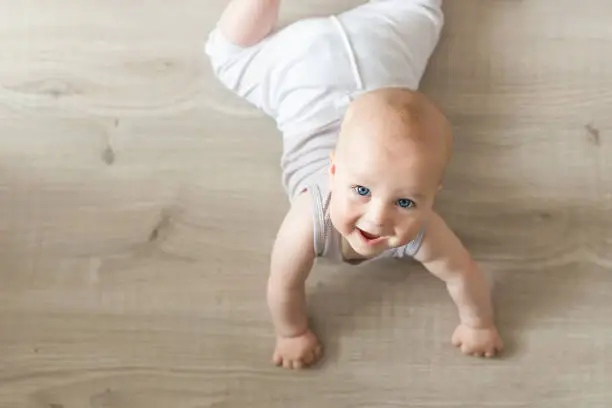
left=206, top=0, right=284, bottom=114
left=217, top=0, right=281, bottom=47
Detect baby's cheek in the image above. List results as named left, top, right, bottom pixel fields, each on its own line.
left=343, top=203, right=363, bottom=231
left=329, top=201, right=351, bottom=234
left=330, top=193, right=353, bottom=226
left=337, top=212, right=356, bottom=235
left=398, top=220, right=423, bottom=245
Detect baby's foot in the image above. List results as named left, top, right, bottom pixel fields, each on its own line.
left=272, top=329, right=322, bottom=369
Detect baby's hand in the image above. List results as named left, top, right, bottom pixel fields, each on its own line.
left=272, top=329, right=322, bottom=369
left=452, top=323, right=503, bottom=358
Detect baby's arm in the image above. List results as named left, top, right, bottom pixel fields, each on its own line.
left=414, top=211, right=503, bottom=357
left=218, top=0, right=280, bottom=47
left=267, top=191, right=322, bottom=369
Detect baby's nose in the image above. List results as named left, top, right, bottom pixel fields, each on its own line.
left=366, top=202, right=391, bottom=230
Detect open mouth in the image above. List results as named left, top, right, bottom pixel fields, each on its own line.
left=356, top=228, right=385, bottom=246
left=359, top=229, right=379, bottom=240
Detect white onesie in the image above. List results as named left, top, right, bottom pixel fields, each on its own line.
left=205, top=0, right=444, bottom=260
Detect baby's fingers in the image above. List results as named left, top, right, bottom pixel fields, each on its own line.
left=451, top=332, right=462, bottom=348
left=302, top=350, right=315, bottom=366
left=302, top=347, right=321, bottom=367
left=460, top=343, right=473, bottom=355
left=272, top=351, right=283, bottom=366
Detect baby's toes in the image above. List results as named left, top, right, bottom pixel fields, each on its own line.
left=293, top=359, right=304, bottom=370
left=272, top=352, right=282, bottom=366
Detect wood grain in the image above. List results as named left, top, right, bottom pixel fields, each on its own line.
left=1, top=1, right=611, bottom=407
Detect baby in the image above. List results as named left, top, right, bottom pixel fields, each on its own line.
left=206, top=0, right=503, bottom=369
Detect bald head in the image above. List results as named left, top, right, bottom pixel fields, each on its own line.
left=336, top=88, right=453, bottom=180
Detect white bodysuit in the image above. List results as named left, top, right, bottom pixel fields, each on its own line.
left=205, top=0, right=444, bottom=261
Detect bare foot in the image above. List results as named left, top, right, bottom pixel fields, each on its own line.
left=272, top=329, right=322, bottom=369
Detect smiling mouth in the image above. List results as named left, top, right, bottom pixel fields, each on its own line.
left=359, top=229, right=379, bottom=240
left=356, top=228, right=384, bottom=245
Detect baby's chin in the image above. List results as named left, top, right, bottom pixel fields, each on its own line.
left=386, top=236, right=402, bottom=248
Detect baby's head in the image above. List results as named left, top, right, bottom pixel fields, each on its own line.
left=328, top=88, right=453, bottom=258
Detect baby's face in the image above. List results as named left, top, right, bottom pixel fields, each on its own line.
left=328, top=129, right=443, bottom=258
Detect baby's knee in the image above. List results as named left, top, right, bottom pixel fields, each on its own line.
left=218, top=0, right=281, bottom=48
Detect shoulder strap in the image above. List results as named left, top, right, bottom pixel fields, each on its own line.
left=399, top=224, right=427, bottom=258
left=309, top=184, right=328, bottom=257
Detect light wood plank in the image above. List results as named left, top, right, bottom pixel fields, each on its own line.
left=1, top=1, right=611, bottom=407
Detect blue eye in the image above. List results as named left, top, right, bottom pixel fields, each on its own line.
left=397, top=198, right=415, bottom=209
left=354, top=185, right=371, bottom=196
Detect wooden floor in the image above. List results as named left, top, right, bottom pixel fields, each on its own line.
left=1, top=0, right=611, bottom=406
